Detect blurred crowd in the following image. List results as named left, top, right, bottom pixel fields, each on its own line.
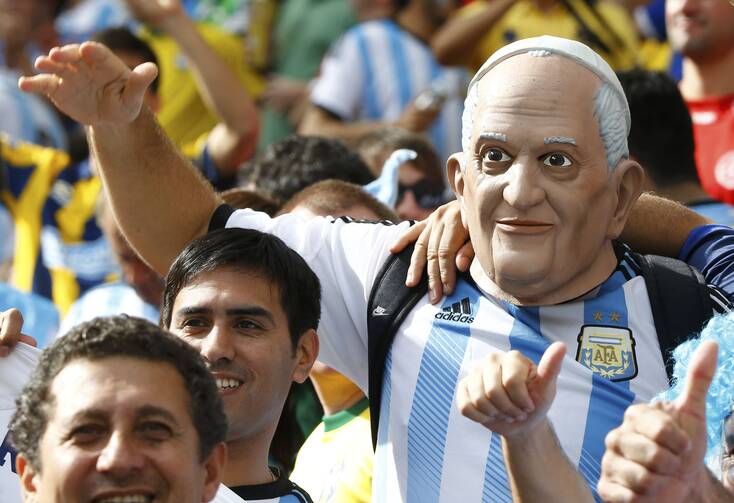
left=0, top=0, right=733, bottom=502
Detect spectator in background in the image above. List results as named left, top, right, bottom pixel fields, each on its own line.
left=258, top=0, right=356, bottom=150
left=431, top=0, right=639, bottom=72
left=666, top=0, right=734, bottom=204
left=618, top=69, right=734, bottom=225
left=0, top=0, right=67, bottom=149
left=281, top=180, right=398, bottom=503
left=243, top=135, right=374, bottom=206
left=8, top=315, right=227, bottom=503
left=298, top=0, right=466, bottom=163
left=160, top=228, right=319, bottom=502
left=59, top=195, right=162, bottom=335
left=219, top=187, right=280, bottom=217
left=358, top=127, right=448, bottom=220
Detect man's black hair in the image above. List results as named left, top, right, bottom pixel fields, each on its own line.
left=243, top=135, right=374, bottom=205
left=92, top=27, right=160, bottom=94
left=161, top=228, right=321, bottom=349
left=617, top=69, right=699, bottom=188
left=10, top=315, right=227, bottom=470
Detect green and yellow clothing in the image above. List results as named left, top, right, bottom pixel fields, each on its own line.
left=291, top=397, right=372, bottom=503
left=456, top=0, right=639, bottom=72
left=142, top=23, right=265, bottom=147
left=258, top=0, right=356, bottom=150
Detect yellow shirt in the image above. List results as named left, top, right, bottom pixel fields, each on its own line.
left=291, top=398, right=372, bottom=503
left=458, top=0, right=639, bottom=72
left=142, top=23, right=265, bottom=147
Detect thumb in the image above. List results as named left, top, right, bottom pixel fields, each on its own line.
left=124, top=62, right=158, bottom=106
left=533, top=342, right=566, bottom=397
left=675, top=340, right=718, bottom=422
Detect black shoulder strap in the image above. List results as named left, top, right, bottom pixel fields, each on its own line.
left=367, top=243, right=428, bottom=449
left=638, top=254, right=714, bottom=381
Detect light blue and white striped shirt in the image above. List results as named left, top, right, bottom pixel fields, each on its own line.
left=59, top=281, right=159, bottom=337
left=222, top=208, right=724, bottom=503
left=310, top=19, right=466, bottom=164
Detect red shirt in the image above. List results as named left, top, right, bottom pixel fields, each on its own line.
left=688, top=93, right=734, bottom=204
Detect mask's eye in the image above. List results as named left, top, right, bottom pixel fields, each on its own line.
left=482, top=148, right=511, bottom=163
left=543, top=153, right=572, bottom=167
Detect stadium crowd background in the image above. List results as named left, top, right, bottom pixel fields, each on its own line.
left=0, top=0, right=734, bottom=502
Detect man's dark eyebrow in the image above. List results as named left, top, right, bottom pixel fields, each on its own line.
left=136, top=405, right=181, bottom=428
left=176, top=306, right=213, bottom=317
left=68, top=408, right=108, bottom=424
left=225, top=306, right=275, bottom=325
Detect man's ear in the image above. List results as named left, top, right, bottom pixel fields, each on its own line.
left=201, top=442, right=227, bottom=502
left=17, top=454, right=40, bottom=501
left=447, top=153, right=469, bottom=228
left=291, top=329, right=319, bottom=383
left=607, top=158, right=644, bottom=239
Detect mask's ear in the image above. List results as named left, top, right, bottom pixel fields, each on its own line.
left=17, top=454, right=40, bottom=501
left=291, top=329, right=319, bottom=383
left=447, top=152, right=468, bottom=228
left=607, top=158, right=644, bottom=239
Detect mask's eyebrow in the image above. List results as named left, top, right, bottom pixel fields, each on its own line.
left=478, top=132, right=507, bottom=143
left=544, top=136, right=577, bottom=146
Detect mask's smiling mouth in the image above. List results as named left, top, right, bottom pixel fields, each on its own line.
left=496, top=219, right=554, bottom=234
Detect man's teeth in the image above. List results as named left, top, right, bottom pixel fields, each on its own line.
left=96, top=495, right=152, bottom=503
left=216, top=378, right=242, bottom=390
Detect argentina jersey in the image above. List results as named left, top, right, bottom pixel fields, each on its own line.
left=374, top=246, right=674, bottom=502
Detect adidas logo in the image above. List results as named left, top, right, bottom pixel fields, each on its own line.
left=435, top=297, right=475, bottom=324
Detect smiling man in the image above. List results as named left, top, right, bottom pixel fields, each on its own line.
left=160, top=228, right=318, bottom=502
left=8, top=315, right=227, bottom=503
left=17, top=36, right=732, bottom=501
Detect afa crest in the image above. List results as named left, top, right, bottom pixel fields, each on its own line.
left=575, top=325, right=638, bottom=382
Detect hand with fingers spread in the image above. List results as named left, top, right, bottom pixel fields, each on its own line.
left=598, top=341, right=731, bottom=503
left=0, top=308, right=37, bottom=357
left=18, top=42, right=158, bottom=126
left=457, top=342, right=566, bottom=437
left=390, top=200, right=474, bottom=304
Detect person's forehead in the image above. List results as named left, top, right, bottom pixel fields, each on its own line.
left=473, top=54, right=601, bottom=130
left=174, top=267, right=285, bottom=319
left=47, top=357, right=190, bottom=421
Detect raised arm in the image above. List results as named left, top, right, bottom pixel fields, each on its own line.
left=431, top=0, right=515, bottom=66
left=124, top=0, right=259, bottom=174
left=19, top=42, right=219, bottom=274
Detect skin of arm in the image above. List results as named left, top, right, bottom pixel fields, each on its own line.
left=125, top=0, right=259, bottom=175
left=298, top=102, right=440, bottom=143
left=430, top=0, right=516, bottom=66
left=503, top=420, right=594, bottom=503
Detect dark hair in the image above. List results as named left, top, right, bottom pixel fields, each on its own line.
left=92, top=27, right=160, bottom=94
left=161, top=228, right=321, bottom=348
left=617, top=69, right=699, bottom=188
left=280, top=179, right=398, bottom=222
left=243, top=135, right=374, bottom=205
left=357, top=127, right=445, bottom=188
left=218, top=187, right=280, bottom=216
left=10, top=316, right=226, bottom=470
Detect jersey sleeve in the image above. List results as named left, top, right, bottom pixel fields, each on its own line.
left=309, top=30, right=365, bottom=121
left=679, top=224, right=734, bottom=301
left=222, top=208, right=412, bottom=392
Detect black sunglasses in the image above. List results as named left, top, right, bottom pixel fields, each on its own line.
left=397, top=179, right=447, bottom=209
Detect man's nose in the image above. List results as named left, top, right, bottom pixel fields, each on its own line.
left=200, top=324, right=236, bottom=364
left=502, top=161, right=546, bottom=209
left=96, top=431, right=145, bottom=475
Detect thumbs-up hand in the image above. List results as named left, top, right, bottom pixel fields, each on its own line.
left=457, top=342, right=566, bottom=438
left=0, top=308, right=36, bottom=357
left=598, top=341, right=719, bottom=503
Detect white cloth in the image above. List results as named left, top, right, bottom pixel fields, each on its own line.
left=0, top=343, right=41, bottom=503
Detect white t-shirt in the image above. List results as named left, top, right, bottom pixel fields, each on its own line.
left=223, top=209, right=679, bottom=502
left=0, top=343, right=40, bottom=503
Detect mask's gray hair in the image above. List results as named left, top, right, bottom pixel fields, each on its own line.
left=461, top=36, right=630, bottom=171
